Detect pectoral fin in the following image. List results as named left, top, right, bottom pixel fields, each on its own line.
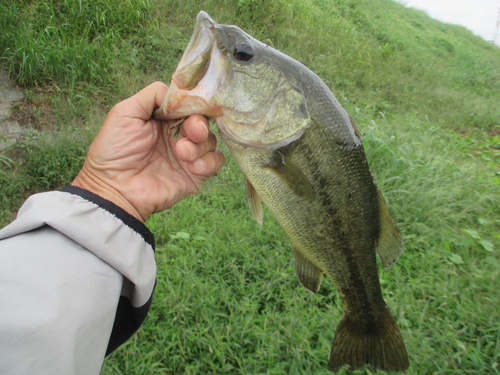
left=245, top=176, right=263, bottom=226
left=375, top=187, right=404, bottom=269
left=267, top=151, right=316, bottom=199
left=292, top=244, right=323, bottom=293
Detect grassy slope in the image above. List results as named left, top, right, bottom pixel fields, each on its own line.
left=1, top=0, right=499, bottom=373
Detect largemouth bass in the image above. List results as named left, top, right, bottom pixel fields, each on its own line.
left=155, top=11, right=409, bottom=372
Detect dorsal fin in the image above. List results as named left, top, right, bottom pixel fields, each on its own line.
left=375, top=187, right=404, bottom=269
left=349, top=115, right=363, bottom=139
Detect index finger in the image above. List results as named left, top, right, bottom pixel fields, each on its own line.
left=180, top=115, right=210, bottom=144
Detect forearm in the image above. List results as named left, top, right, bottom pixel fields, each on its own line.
left=0, top=188, right=157, bottom=374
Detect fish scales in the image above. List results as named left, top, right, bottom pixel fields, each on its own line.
left=155, top=11, right=409, bottom=372
left=226, top=117, right=384, bottom=322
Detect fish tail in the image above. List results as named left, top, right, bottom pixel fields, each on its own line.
left=328, top=310, right=409, bottom=372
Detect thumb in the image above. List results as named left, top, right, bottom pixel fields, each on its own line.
left=118, top=82, right=169, bottom=120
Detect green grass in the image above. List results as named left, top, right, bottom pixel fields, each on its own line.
left=0, top=0, right=499, bottom=373
left=100, top=120, right=499, bottom=374
left=0, top=0, right=152, bottom=88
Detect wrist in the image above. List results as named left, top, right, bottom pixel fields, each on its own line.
left=72, top=166, right=146, bottom=222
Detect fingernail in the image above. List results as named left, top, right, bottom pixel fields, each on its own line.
left=198, top=120, right=209, bottom=135
left=186, top=143, right=197, bottom=158
left=194, top=159, right=205, bottom=169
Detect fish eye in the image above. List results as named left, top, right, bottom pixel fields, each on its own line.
left=233, top=41, right=254, bottom=62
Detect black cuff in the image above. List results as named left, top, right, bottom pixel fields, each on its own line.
left=60, top=186, right=155, bottom=250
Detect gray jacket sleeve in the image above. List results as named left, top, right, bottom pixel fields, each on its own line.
left=0, top=186, right=157, bottom=375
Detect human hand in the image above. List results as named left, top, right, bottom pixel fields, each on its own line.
left=72, top=82, right=225, bottom=222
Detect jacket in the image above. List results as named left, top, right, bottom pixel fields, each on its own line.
left=0, top=186, right=156, bottom=374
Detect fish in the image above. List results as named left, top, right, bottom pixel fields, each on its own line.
left=154, top=11, right=409, bottom=372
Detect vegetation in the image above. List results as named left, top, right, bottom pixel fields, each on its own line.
left=1, top=0, right=499, bottom=373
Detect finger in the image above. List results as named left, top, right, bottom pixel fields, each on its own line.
left=180, top=115, right=209, bottom=144
left=119, top=82, right=169, bottom=120
left=186, top=149, right=226, bottom=177
left=174, top=131, right=217, bottom=162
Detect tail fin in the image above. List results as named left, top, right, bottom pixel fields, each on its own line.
left=329, top=311, right=409, bottom=372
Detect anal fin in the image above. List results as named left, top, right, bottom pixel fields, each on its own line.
left=292, top=244, right=323, bottom=293
left=375, top=187, right=404, bottom=269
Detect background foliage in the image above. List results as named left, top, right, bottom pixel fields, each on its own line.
left=1, top=0, right=499, bottom=373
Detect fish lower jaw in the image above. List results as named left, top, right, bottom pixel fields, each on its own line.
left=161, top=96, right=221, bottom=120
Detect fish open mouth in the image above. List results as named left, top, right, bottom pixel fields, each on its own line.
left=154, top=11, right=219, bottom=120
left=172, top=12, right=215, bottom=90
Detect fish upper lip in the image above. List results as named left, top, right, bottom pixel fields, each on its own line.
left=176, top=12, right=216, bottom=74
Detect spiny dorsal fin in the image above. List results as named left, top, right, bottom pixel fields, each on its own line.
left=267, top=150, right=316, bottom=200
left=292, top=244, right=323, bottom=293
left=349, top=115, right=363, bottom=139
left=244, top=176, right=263, bottom=226
left=375, top=187, right=404, bottom=269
